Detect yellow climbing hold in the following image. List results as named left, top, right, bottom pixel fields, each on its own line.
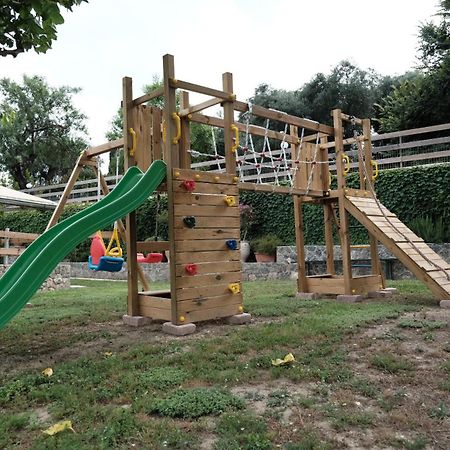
left=224, top=195, right=237, bottom=207
left=228, top=283, right=240, bottom=294
left=179, top=315, right=185, bottom=323
left=238, top=305, right=244, bottom=313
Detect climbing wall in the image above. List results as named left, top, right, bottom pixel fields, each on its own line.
left=171, top=169, right=243, bottom=323
left=345, top=195, right=450, bottom=300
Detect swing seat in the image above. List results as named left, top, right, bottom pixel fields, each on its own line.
left=88, top=255, right=124, bottom=272
left=137, top=252, right=164, bottom=263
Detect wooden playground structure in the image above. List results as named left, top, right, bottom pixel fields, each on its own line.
left=46, top=54, right=450, bottom=334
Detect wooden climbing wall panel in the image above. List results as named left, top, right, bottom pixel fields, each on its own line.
left=172, top=168, right=243, bottom=323
left=345, top=195, right=450, bottom=299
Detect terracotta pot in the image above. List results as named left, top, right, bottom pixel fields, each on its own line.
left=240, top=241, right=251, bottom=262
left=255, top=252, right=275, bottom=263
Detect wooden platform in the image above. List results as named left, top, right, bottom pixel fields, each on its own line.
left=306, top=274, right=383, bottom=295
left=345, top=195, right=450, bottom=300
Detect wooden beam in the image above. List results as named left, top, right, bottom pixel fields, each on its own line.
left=324, top=203, right=336, bottom=275
left=137, top=241, right=170, bottom=252
left=85, top=138, right=124, bottom=157
left=233, top=100, right=334, bottom=135
left=237, top=182, right=323, bottom=197
left=340, top=112, right=362, bottom=125
left=132, top=86, right=164, bottom=106
left=46, top=150, right=88, bottom=230
left=179, top=91, right=191, bottom=169
left=222, top=72, right=236, bottom=175
left=170, top=78, right=234, bottom=101
left=163, top=54, right=180, bottom=325
left=179, top=96, right=224, bottom=117
left=123, top=76, right=140, bottom=316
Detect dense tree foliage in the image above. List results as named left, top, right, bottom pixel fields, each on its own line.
left=0, top=1, right=87, bottom=57
left=377, top=0, right=450, bottom=131
left=0, top=75, right=87, bottom=189
left=245, top=61, right=403, bottom=134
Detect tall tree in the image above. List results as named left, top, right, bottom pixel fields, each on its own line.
left=377, top=0, right=450, bottom=131
left=246, top=61, right=398, bottom=134
left=0, top=1, right=87, bottom=57
left=0, top=75, right=87, bottom=189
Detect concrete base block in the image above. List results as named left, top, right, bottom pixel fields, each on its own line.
left=226, top=313, right=252, bottom=325
left=296, top=292, right=319, bottom=300
left=439, top=300, right=450, bottom=309
left=384, top=288, right=398, bottom=294
left=122, top=315, right=152, bottom=327
left=336, top=294, right=364, bottom=303
left=368, top=290, right=394, bottom=299
left=162, top=322, right=196, bottom=336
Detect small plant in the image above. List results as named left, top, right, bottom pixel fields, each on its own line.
left=429, top=401, right=449, bottom=419
left=408, top=216, right=449, bottom=243
left=139, top=367, right=189, bottom=390
left=251, top=234, right=282, bottom=257
left=147, top=387, right=244, bottom=419
left=399, top=319, right=446, bottom=330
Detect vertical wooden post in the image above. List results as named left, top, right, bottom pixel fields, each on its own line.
left=363, top=119, right=384, bottom=287
left=324, top=203, right=336, bottom=275
left=222, top=72, right=236, bottom=175
left=151, top=107, right=162, bottom=162
left=162, top=54, right=179, bottom=325
left=179, top=91, right=191, bottom=169
left=290, top=125, right=307, bottom=292
left=333, top=109, right=352, bottom=294
left=123, top=76, right=140, bottom=316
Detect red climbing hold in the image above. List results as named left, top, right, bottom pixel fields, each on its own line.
left=185, top=264, right=198, bottom=275
left=181, top=180, right=196, bottom=192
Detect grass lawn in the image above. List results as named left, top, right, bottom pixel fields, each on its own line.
left=0, top=279, right=449, bottom=449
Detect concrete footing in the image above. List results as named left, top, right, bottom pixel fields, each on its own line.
left=336, top=294, right=364, bottom=303
left=368, top=289, right=394, bottom=299
left=162, top=322, right=196, bottom=336
left=226, top=313, right=252, bottom=325
left=122, top=315, right=152, bottom=327
left=439, top=300, right=450, bottom=309
left=296, top=292, right=319, bottom=300
left=383, top=287, right=398, bottom=294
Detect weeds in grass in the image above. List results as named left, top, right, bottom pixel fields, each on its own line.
left=214, top=412, right=272, bottom=450
left=266, top=389, right=290, bottom=408
left=139, top=367, right=189, bottom=390
left=398, top=319, right=446, bottom=330
left=323, top=404, right=375, bottom=430
left=394, top=435, right=428, bottom=450
left=348, top=378, right=379, bottom=398
left=370, top=354, right=414, bottom=374
left=429, top=401, right=449, bottom=419
left=284, top=431, right=333, bottom=449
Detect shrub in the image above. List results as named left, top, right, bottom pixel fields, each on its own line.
left=251, top=234, right=283, bottom=256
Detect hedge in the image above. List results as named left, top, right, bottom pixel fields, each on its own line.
left=0, top=164, right=449, bottom=261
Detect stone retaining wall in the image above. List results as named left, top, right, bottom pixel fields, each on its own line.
left=0, top=263, right=71, bottom=291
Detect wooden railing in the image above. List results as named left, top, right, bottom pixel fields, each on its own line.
left=20, top=122, right=450, bottom=203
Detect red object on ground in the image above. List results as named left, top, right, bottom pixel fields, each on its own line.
left=137, top=253, right=164, bottom=263
left=90, top=234, right=106, bottom=265
left=181, top=180, right=196, bottom=192
left=185, top=263, right=197, bottom=275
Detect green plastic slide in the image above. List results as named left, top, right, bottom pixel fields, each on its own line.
left=0, top=160, right=167, bottom=329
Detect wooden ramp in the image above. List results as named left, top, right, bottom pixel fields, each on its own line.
left=344, top=196, right=450, bottom=300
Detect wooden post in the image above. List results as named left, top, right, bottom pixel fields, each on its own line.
left=179, top=91, right=191, bottom=169
left=294, top=195, right=308, bottom=292
left=333, top=109, right=352, bottom=294
left=162, top=54, right=180, bottom=325
left=323, top=203, right=335, bottom=275
left=222, top=72, right=236, bottom=175
left=151, top=107, right=162, bottom=162
left=45, top=151, right=87, bottom=230
left=123, top=76, right=140, bottom=316
left=291, top=125, right=307, bottom=292
left=363, top=119, right=384, bottom=287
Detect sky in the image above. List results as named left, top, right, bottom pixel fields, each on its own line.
left=0, top=0, right=439, bottom=150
